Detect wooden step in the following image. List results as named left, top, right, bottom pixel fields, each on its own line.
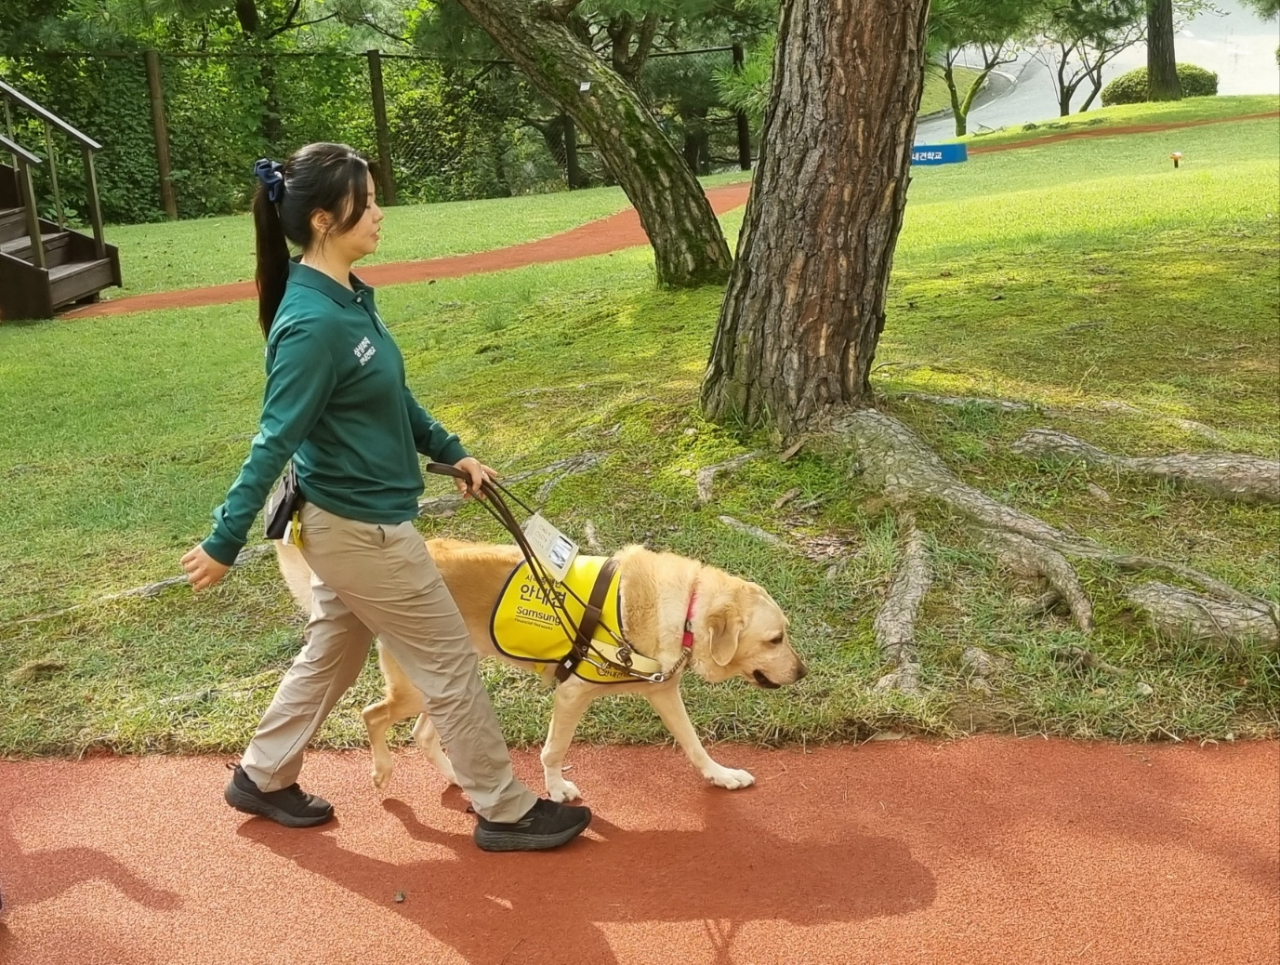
left=0, top=207, right=27, bottom=244
left=48, top=257, right=116, bottom=310
left=1, top=231, right=73, bottom=267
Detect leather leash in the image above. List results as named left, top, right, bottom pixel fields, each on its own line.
left=425, top=462, right=688, bottom=684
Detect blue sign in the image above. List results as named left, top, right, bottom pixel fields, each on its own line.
left=911, top=143, right=968, bottom=166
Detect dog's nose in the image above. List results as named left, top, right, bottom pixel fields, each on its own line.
left=794, top=662, right=808, bottom=681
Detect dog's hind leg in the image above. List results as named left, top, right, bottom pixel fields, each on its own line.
left=361, top=644, right=427, bottom=790
left=361, top=696, right=400, bottom=791
left=410, top=714, right=458, bottom=787
left=541, top=678, right=596, bottom=802
left=644, top=683, right=755, bottom=790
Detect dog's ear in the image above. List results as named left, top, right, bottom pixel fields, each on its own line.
left=706, top=600, right=743, bottom=668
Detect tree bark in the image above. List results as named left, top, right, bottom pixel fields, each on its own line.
left=455, top=0, right=732, bottom=287
left=701, top=0, right=931, bottom=436
left=234, top=0, right=260, bottom=35
left=1146, top=0, right=1182, bottom=101
left=943, top=60, right=967, bottom=136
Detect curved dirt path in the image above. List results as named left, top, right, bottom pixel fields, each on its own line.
left=1, top=738, right=1276, bottom=964
left=62, top=110, right=1278, bottom=321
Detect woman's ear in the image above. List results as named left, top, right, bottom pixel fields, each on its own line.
left=706, top=601, right=743, bottom=668
left=309, top=207, right=331, bottom=239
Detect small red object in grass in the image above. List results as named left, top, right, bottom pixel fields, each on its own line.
left=1171, top=151, right=1183, bottom=168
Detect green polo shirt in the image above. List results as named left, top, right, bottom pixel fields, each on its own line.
left=202, top=261, right=467, bottom=565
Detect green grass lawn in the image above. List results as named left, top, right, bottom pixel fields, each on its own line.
left=954, top=93, right=1279, bottom=149
left=1, top=101, right=1276, bottom=757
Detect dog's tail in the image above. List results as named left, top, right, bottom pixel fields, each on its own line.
left=274, top=540, right=315, bottom=616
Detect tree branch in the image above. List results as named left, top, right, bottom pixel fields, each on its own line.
left=268, top=10, right=339, bottom=39
left=630, top=11, right=660, bottom=74
left=267, top=0, right=303, bottom=37
left=538, top=0, right=585, bottom=21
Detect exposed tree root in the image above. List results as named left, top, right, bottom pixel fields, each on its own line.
left=696, top=452, right=759, bottom=506
left=717, top=515, right=786, bottom=547
left=773, top=487, right=802, bottom=510
left=1012, top=428, right=1280, bottom=504
left=1053, top=645, right=1126, bottom=676
left=5, top=544, right=276, bottom=628
left=893, top=392, right=1035, bottom=412
left=873, top=522, right=931, bottom=695
left=961, top=646, right=1003, bottom=693
left=534, top=451, right=610, bottom=502
left=581, top=519, right=604, bottom=553
left=836, top=408, right=1279, bottom=659
left=1126, top=582, right=1279, bottom=652
left=840, top=408, right=1067, bottom=543
left=981, top=530, right=1093, bottom=632
left=418, top=451, right=609, bottom=517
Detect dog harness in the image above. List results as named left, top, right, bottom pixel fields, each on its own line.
left=490, top=556, right=694, bottom=684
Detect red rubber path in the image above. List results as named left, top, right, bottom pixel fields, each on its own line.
left=1, top=737, right=1276, bottom=964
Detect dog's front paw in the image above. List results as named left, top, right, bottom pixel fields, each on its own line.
left=546, top=778, right=582, bottom=803
left=705, top=766, right=755, bottom=791
left=372, top=760, right=394, bottom=790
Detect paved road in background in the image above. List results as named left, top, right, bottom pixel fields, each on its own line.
left=917, top=0, right=1279, bottom=142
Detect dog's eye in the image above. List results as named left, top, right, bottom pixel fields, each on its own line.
left=766, top=634, right=785, bottom=646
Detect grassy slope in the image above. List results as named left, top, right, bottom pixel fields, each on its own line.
left=919, top=66, right=982, bottom=117
left=1, top=104, right=1276, bottom=756
left=954, top=93, right=1279, bottom=149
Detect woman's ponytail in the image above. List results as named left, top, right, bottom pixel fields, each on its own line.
left=253, top=159, right=290, bottom=339
left=250, top=145, right=370, bottom=339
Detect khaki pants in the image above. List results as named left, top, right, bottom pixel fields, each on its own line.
left=240, top=502, right=537, bottom=823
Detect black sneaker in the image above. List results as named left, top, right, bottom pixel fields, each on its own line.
left=224, top=763, right=334, bottom=828
left=474, top=798, right=592, bottom=852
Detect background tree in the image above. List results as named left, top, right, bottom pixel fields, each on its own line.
left=929, top=0, right=1038, bottom=136
left=1032, top=0, right=1146, bottom=115
left=712, top=33, right=774, bottom=124
left=705, top=0, right=1277, bottom=670
left=701, top=0, right=931, bottom=435
left=1146, top=0, right=1182, bottom=100
left=409, top=0, right=768, bottom=191
left=444, top=0, right=735, bottom=286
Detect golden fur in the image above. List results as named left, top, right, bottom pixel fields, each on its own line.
left=275, top=537, right=807, bottom=800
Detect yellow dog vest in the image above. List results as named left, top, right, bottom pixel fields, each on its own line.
left=489, top=556, right=663, bottom=684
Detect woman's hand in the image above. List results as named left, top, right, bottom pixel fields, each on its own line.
left=453, top=456, right=497, bottom=499
left=181, top=544, right=231, bottom=592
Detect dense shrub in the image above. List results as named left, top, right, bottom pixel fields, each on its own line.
left=1101, top=63, right=1219, bottom=106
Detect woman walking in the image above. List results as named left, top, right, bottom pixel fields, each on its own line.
left=181, top=143, right=590, bottom=852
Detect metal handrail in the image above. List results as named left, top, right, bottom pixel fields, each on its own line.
left=0, top=80, right=102, bottom=151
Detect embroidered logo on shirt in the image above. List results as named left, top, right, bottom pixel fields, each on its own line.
left=353, top=337, right=377, bottom=366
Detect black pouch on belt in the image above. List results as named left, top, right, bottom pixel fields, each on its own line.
left=263, top=462, right=303, bottom=540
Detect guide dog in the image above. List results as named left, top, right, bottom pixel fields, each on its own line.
left=276, top=537, right=807, bottom=801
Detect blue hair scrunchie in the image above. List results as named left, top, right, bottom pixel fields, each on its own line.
left=254, top=158, right=285, bottom=203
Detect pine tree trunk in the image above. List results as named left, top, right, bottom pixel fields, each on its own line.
left=455, top=0, right=732, bottom=287
left=701, top=0, right=931, bottom=437
left=1147, top=0, right=1182, bottom=101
